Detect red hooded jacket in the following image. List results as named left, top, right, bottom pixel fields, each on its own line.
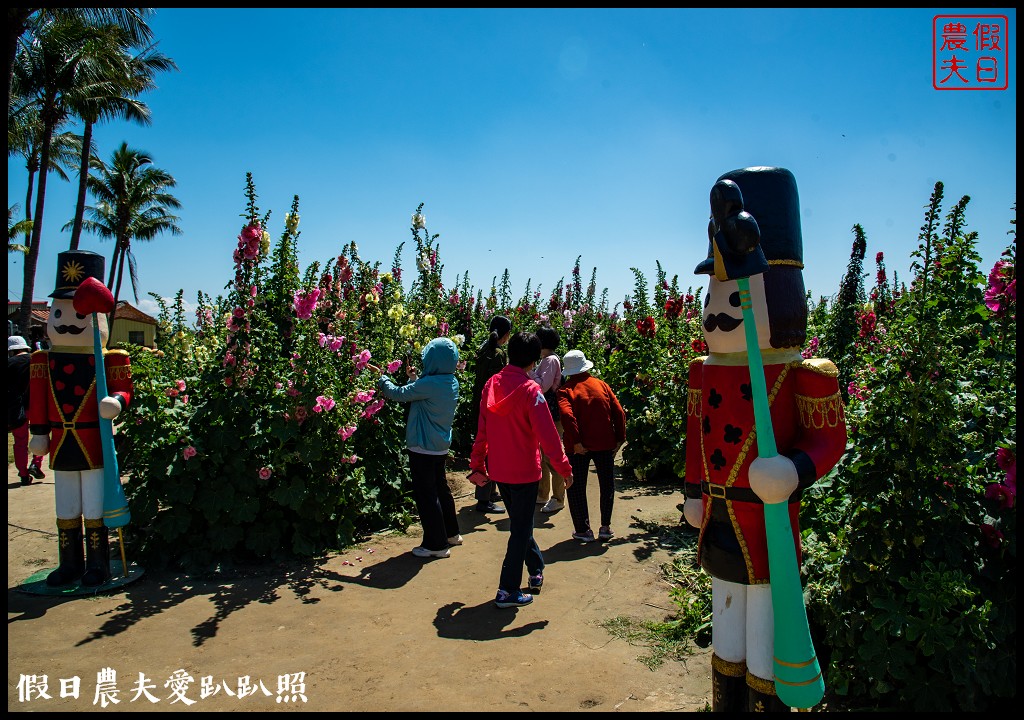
left=470, top=365, right=572, bottom=484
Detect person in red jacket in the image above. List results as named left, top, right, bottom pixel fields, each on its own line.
left=557, top=350, right=626, bottom=543
left=469, top=331, right=573, bottom=608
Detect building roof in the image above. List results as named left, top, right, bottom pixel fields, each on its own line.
left=113, top=301, right=157, bottom=325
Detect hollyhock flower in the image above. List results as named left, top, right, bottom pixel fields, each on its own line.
left=294, top=406, right=308, bottom=423
left=802, top=336, right=820, bottom=359
left=329, top=337, right=344, bottom=352
left=258, top=467, right=273, bottom=481
left=985, top=483, right=1015, bottom=509
left=183, top=446, right=197, bottom=461
left=340, top=454, right=359, bottom=464
left=980, top=523, right=1004, bottom=548
left=417, top=253, right=430, bottom=272
left=439, top=321, right=449, bottom=336
left=453, top=334, right=465, bottom=346
left=391, top=266, right=402, bottom=283
left=314, top=395, right=336, bottom=413
left=318, top=332, right=328, bottom=348
left=423, top=313, right=437, bottom=328
left=285, top=212, right=300, bottom=233
left=984, top=260, right=1014, bottom=314
left=456, top=360, right=467, bottom=371
left=224, top=376, right=234, bottom=387
left=176, top=379, right=187, bottom=392
left=996, top=447, right=1016, bottom=490
left=293, top=288, right=322, bottom=320
left=387, top=360, right=403, bottom=373
left=412, top=212, right=425, bottom=230
left=354, top=390, right=376, bottom=404
left=353, top=349, right=372, bottom=372
left=361, top=398, right=386, bottom=419
left=165, top=387, right=179, bottom=398
left=181, top=395, right=189, bottom=405
left=337, top=425, right=357, bottom=441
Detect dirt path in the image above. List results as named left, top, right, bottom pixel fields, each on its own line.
left=8, top=458, right=711, bottom=712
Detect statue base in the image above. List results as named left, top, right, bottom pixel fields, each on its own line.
left=16, top=558, right=144, bottom=597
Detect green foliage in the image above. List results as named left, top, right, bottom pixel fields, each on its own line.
left=804, top=184, right=1016, bottom=710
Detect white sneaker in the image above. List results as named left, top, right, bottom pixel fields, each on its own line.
left=540, top=498, right=564, bottom=513
left=447, top=534, right=463, bottom=546
left=412, top=546, right=450, bottom=558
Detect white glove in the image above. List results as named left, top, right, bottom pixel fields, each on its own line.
left=683, top=497, right=704, bottom=528
left=29, top=434, right=50, bottom=455
left=99, top=396, right=122, bottom=420
left=749, top=455, right=799, bottom=504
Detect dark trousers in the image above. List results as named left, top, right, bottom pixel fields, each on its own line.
left=566, top=449, right=616, bottom=534
left=408, top=451, right=460, bottom=551
left=495, top=480, right=542, bottom=593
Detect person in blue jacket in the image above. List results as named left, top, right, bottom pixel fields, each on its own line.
left=371, top=337, right=463, bottom=559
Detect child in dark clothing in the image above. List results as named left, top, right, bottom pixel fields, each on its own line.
left=468, top=314, right=512, bottom=514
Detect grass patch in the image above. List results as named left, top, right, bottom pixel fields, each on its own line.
left=602, top=515, right=713, bottom=670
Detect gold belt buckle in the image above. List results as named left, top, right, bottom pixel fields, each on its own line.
left=63, top=421, right=75, bottom=430
left=708, top=484, right=727, bottom=499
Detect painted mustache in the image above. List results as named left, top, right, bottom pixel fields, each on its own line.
left=703, top=312, right=742, bottom=333
left=53, top=324, right=86, bottom=335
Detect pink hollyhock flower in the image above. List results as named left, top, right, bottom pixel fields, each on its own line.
left=318, top=332, right=328, bottom=348
left=258, top=467, right=272, bottom=481
left=250, top=285, right=258, bottom=297
left=165, top=387, right=179, bottom=398
left=337, top=425, right=357, bottom=441
left=985, top=483, right=1015, bottom=509
left=293, top=288, right=322, bottom=320
left=361, top=398, right=385, bottom=419
left=224, top=376, right=233, bottom=387
left=314, top=395, right=336, bottom=413
left=353, top=348, right=372, bottom=372
left=183, top=446, right=197, bottom=461
left=456, top=360, right=467, bottom=371
left=329, top=337, right=344, bottom=352
left=387, top=360, right=403, bottom=373
left=181, top=395, right=189, bottom=405
left=294, top=406, right=308, bottom=423
left=439, top=321, right=449, bottom=336
left=354, top=390, right=376, bottom=404
left=176, top=379, right=187, bottom=392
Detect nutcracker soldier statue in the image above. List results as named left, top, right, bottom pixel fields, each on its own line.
left=683, top=167, right=847, bottom=711
left=28, top=250, right=133, bottom=588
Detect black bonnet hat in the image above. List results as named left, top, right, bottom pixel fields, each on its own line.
left=695, top=166, right=804, bottom=279
left=50, top=250, right=106, bottom=299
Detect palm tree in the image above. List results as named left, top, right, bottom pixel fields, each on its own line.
left=67, top=34, right=177, bottom=251
left=72, top=142, right=182, bottom=320
left=8, top=204, right=32, bottom=254
left=5, top=8, right=154, bottom=127
left=10, top=16, right=125, bottom=332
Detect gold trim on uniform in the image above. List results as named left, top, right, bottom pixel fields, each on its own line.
left=84, top=518, right=105, bottom=529
left=57, top=516, right=83, bottom=530
left=768, top=259, right=804, bottom=269
left=30, top=363, right=47, bottom=379
left=794, top=357, right=839, bottom=377
left=108, top=365, right=132, bottom=381
left=746, top=672, right=778, bottom=696
left=796, top=393, right=845, bottom=429
left=687, top=388, right=702, bottom=417
left=712, top=653, right=747, bottom=677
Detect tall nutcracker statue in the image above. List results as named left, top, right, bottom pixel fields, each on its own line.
left=683, top=167, right=847, bottom=711
left=28, top=250, right=134, bottom=589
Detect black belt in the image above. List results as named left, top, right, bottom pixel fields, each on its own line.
left=50, top=421, right=100, bottom=429
left=702, top=480, right=800, bottom=504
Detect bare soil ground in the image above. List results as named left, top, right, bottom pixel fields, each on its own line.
left=8, top=456, right=711, bottom=712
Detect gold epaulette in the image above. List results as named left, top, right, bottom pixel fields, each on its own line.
left=690, top=355, right=708, bottom=368
left=103, top=348, right=131, bottom=358
left=795, top=357, right=839, bottom=377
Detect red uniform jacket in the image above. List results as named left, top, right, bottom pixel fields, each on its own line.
left=683, top=354, right=846, bottom=585
left=28, top=348, right=133, bottom=471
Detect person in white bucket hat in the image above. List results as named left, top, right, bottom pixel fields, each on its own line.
left=556, top=349, right=626, bottom=543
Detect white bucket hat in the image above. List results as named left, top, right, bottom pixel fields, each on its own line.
left=8, top=335, right=30, bottom=352
left=562, top=349, right=594, bottom=376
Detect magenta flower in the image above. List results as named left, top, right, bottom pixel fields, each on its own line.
left=340, top=454, right=358, bottom=464
left=353, top=348, right=372, bottom=372
left=294, top=406, right=308, bottom=423
left=293, top=288, right=322, bottom=320
left=183, top=446, right=197, bottom=461
left=314, top=395, right=336, bottom=413
left=996, top=447, right=1016, bottom=490
left=386, top=360, right=403, bottom=373
left=980, top=523, right=1004, bottom=548
left=176, top=379, right=187, bottom=392
left=258, top=467, right=272, bottom=481
left=337, top=425, right=357, bottom=440
left=361, top=398, right=386, bottom=419
left=985, top=483, right=1015, bottom=509
left=354, top=389, right=376, bottom=404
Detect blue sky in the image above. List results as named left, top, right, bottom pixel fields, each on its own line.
left=7, top=8, right=1017, bottom=320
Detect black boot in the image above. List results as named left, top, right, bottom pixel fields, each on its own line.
left=711, top=654, right=747, bottom=712
left=746, top=673, right=790, bottom=712
left=81, top=520, right=111, bottom=587
left=46, top=517, right=85, bottom=587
